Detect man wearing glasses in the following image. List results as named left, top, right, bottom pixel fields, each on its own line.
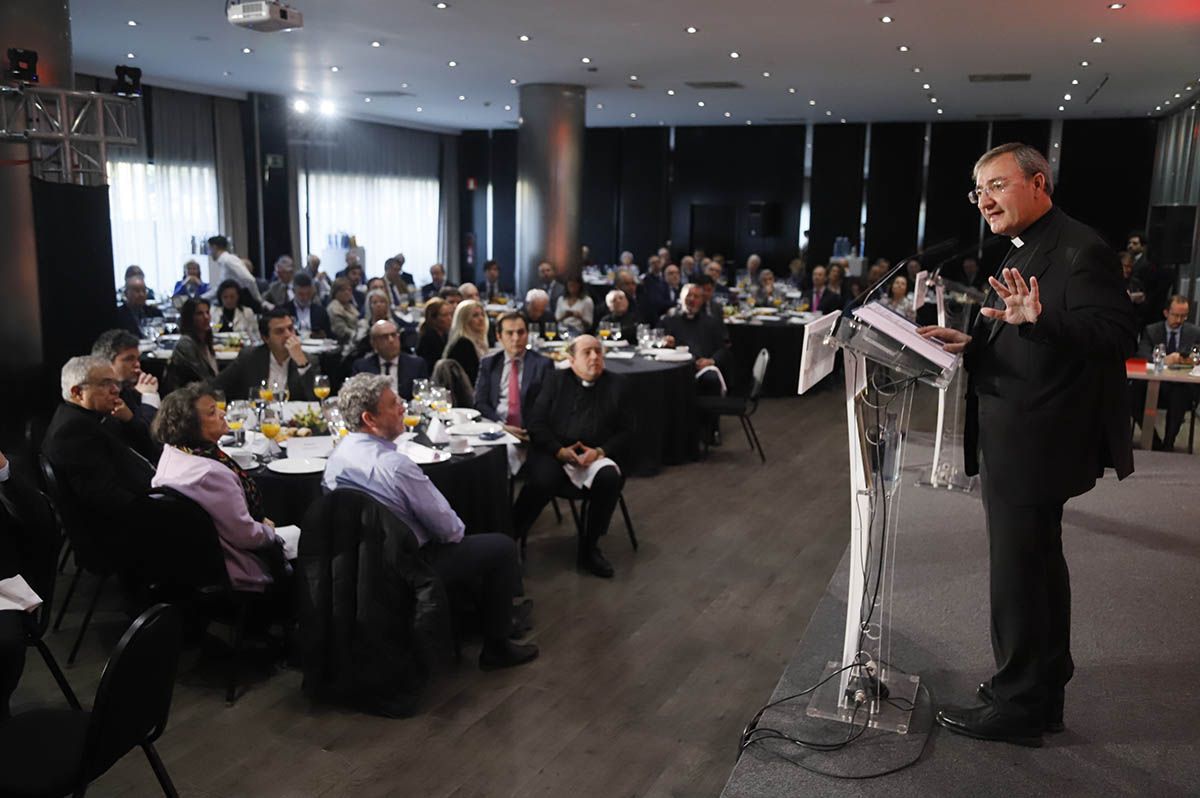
left=920, top=143, right=1137, bottom=747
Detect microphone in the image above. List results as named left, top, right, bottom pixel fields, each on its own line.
left=842, top=237, right=959, bottom=315
left=928, top=235, right=1007, bottom=282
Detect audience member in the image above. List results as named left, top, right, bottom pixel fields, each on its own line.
left=663, top=264, right=684, bottom=306
left=657, top=246, right=673, bottom=267
left=351, top=320, right=428, bottom=400
left=459, top=282, right=480, bottom=302
left=325, top=374, right=537, bottom=670
left=881, top=275, right=916, bottom=320
left=283, top=273, right=333, bottom=339
left=92, top=329, right=160, bottom=430
left=382, top=257, right=414, bottom=307
left=614, top=269, right=642, bottom=322
left=215, top=309, right=320, bottom=401
left=1128, top=231, right=1169, bottom=328
left=803, top=265, right=843, bottom=314
left=536, top=261, right=565, bottom=308
left=752, top=269, right=782, bottom=305
left=213, top=279, right=258, bottom=335
left=327, top=277, right=363, bottom=347
left=1133, top=295, right=1200, bottom=451
left=828, top=263, right=849, bottom=300
left=513, top=335, right=631, bottom=578
left=115, top=275, right=163, bottom=338
left=660, top=284, right=732, bottom=395
left=416, top=298, right=453, bottom=375
left=680, top=255, right=699, bottom=282
left=691, top=274, right=718, bottom=316
left=705, top=261, right=732, bottom=305
left=1120, top=251, right=1146, bottom=307
left=522, top=289, right=554, bottom=338
left=420, top=263, right=454, bottom=301
left=598, top=290, right=639, bottom=343
left=556, top=276, right=594, bottom=334
left=204, top=235, right=262, bottom=308
left=303, top=254, right=332, bottom=302
left=443, top=300, right=490, bottom=386
left=263, top=256, right=294, bottom=307
left=786, top=258, right=810, bottom=291
left=960, top=256, right=984, bottom=290
left=150, top=384, right=289, bottom=593
left=118, top=265, right=157, bottom=303
left=475, top=313, right=552, bottom=443
left=744, top=254, right=763, bottom=285
left=172, top=260, right=209, bottom=301
left=481, top=260, right=508, bottom=302
left=438, top=286, right=464, bottom=311
left=167, top=298, right=219, bottom=392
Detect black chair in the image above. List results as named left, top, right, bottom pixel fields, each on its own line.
left=139, top=487, right=274, bottom=705
left=39, top=456, right=122, bottom=666
left=0, top=603, right=183, bottom=798
left=696, top=347, right=770, bottom=463
left=555, top=483, right=638, bottom=553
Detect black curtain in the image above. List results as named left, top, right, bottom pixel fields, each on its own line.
left=580, top=128, right=622, bottom=264
left=865, top=123, right=924, bottom=264
left=617, top=128, right=671, bottom=264
left=809, top=124, right=867, bottom=266
left=457, top=130, right=490, bottom=282
left=490, top=130, right=518, bottom=286
left=925, top=122, right=989, bottom=276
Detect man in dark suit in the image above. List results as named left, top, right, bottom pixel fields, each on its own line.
left=419, top=263, right=455, bottom=302
left=1132, top=295, right=1200, bottom=450
left=480, top=260, right=510, bottom=302
left=1128, top=232, right=1170, bottom=329
left=475, top=312, right=552, bottom=440
left=921, top=143, right=1137, bottom=747
left=704, top=261, right=733, bottom=307
left=114, top=276, right=163, bottom=338
left=283, top=273, right=333, bottom=339
left=637, top=256, right=672, bottom=323
left=384, top=256, right=416, bottom=307
left=802, top=265, right=843, bottom=315
left=513, top=335, right=632, bottom=578
left=535, top=261, right=565, bottom=309
left=351, top=320, right=429, bottom=401
left=216, top=308, right=321, bottom=401
left=263, top=255, right=296, bottom=308
left=91, top=330, right=163, bottom=461
left=42, top=356, right=157, bottom=544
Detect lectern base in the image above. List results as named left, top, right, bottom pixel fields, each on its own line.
left=916, top=465, right=977, bottom=494
left=806, top=661, right=920, bottom=735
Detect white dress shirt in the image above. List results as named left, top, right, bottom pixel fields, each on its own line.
left=267, top=351, right=310, bottom=392
left=205, top=251, right=262, bottom=304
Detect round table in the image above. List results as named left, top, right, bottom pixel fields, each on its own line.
left=725, top=317, right=811, bottom=397
left=602, top=353, right=697, bottom=475
left=250, top=440, right=511, bottom=536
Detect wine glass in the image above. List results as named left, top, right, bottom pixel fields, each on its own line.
left=257, top=380, right=274, bottom=403
left=610, top=324, right=622, bottom=342
left=313, top=374, right=331, bottom=401
left=226, top=401, right=250, bottom=446
left=259, top=405, right=282, bottom=443
left=1190, top=344, right=1200, bottom=369
left=213, top=389, right=226, bottom=412
left=598, top=321, right=612, bottom=341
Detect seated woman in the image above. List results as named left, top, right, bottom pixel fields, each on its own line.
left=555, top=276, right=594, bottom=335
left=166, top=297, right=219, bottom=392
left=597, top=289, right=639, bottom=343
left=213, top=279, right=258, bottom=335
left=327, top=277, right=362, bottom=348
left=416, top=298, right=453, bottom=375
left=879, top=275, right=915, bottom=321
left=348, top=289, right=401, bottom=361
left=443, top=299, right=490, bottom=386
left=150, top=383, right=288, bottom=593
left=172, top=259, right=209, bottom=302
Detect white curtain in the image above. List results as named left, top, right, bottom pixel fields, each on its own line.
left=292, top=116, right=441, bottom=285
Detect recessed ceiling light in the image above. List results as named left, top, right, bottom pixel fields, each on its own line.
left=667, top=89, right=675, bottom=96
left=1053, top=142, right=1060, bottom=148
left=724, top=111, right=731, bottom=118
left=458, top=95, right=466, bottom=101
left=808, top=99, right=816, bottom=106
left=912, top=66, right=922, bottom=73
left=630, top=112, right=637, bottom=118
left=697, top=101, right=705, bottom=107
left=330, top=66, right=340, bottom=72
left=1174, top=93, right=1182, bottom=98
left=401, top=83, right=408, bottom=88
left=1165, top=100, right=1171, bottom=105
left=1188, top=86, right=1195, bottom=91
left=762, top=71, right=771, bottom=78
left=596, top=103, right=603, bottom=109
left=364, top=97, right=372, bottom=103
left=922, top=83, right=931, bottom=89
left=825, top=110, right=832, bottom=116
left=1071, top=79, right=1079, bottom=85
left=319, top=100, right=335, bottom=116
left=581, top=57, right=591, bottom=64
left=1058, top=105, right=1065, bottom=111
left=519, top=34, right=529, bottom=42
left=223, top=70, right=232, bottom=76
left=788, top=87, right=796, bottom=94
left=1155, top=105, right=1162, bottom=111
left=447, top=60, right=457, bottom=67
left=1108, top=2, right=1124, bottom=7
left=1091, top=36, right=1103, bottom=44
left=729, top=51, right=740, bottom=59
left=629, top=74, right=638, bottom=81
left=416, top=106, right=423, bottom=112
left=746, top=120, right=752, bottom=125
left=127, top=20, right=137, bottom=27
left=686, top=26, right=698, bottom=34
left=1080, top=60, right=1089, bottom=67
left=1064, top=93, right=1072, bottom=100
left=897, top=45, right=910, bottom=52
left=930, top=97, right=938, bottom=103
left=371, top=41, right=381, bottom=48
left=504, top=104, right=511, bottom=111
left=293, top=99, right=309, bottom=113
left=242, top=47, right=252, bottom=54
left=840, top=118, right=847, bottom=123
left=126, top=52, right=136, bottom=59
left=936, top=108, right=944, bottom=115
left=881, top=15, right=893, bottom=23
left=510, top=78, right=518, bottom=85
left=435, top=1, right=448, bottom=7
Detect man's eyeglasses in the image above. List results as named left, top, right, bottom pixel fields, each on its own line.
left=967, top=176, right=1023, bottom=205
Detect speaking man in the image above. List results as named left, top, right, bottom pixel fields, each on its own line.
left=920, top=143, right=1137, bottom=747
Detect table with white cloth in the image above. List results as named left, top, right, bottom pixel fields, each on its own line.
left=1126, top=360, right=1200, bottom=451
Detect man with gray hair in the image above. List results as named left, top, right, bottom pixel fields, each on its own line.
left=322, top=374, right=537, bottom=671
left=921, top=142, right=1137, bottom=746
left=114, top=275, right=163, bottom=338
left=42, top=355, right=157, bottom=535
left=522, top=288, right=553, bottom=337
left=263, top=255, right=296, bottom=308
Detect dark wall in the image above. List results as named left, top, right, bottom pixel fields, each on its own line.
left=248, top=93, right=293, bottom=278
left=865, top=123, right=925, bottom=264
left=580, top=128, right=621, bottom=264
left=458, top=130, right=490, bottom=282
left=924, top=121, right=989, bottom=261
left=809, top=124, right=867, bottom=266
left=619, top=128, right=671, bottom=265
left=490, top=130, right=518, bottom=289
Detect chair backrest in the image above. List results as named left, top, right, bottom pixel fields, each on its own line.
left=82, top=603, right=183, bottom=783
left=749, top=348, right=771, bottom=400
left=431, top=358, right=474, bottom=407
left=37, top=453, right=62, bottom=507
left=37, top=454, right=117, bottom=573
left=0, top=473, right=66, bottom=638
left=137, top=487, right=230, bottom=593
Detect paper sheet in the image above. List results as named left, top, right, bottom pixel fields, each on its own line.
left=276, top=525, right=302, bottom=561
left=0, top=575, right=42, bottom=613
left=563, top=457, right=620, bottom=489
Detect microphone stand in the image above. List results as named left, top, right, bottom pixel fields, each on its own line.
left=842, top=237, right=960, bottom=316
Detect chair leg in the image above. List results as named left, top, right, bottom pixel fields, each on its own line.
left=745, top=415, right=766, bottom=464
left=227, top=601, right=248, bottom=705
left=54, top=568, right=84, bottom=632
left=57, top=540, right=74, bottom=574
left=35, top=639, right=81, bottom=709
left=619, top=495, right=638, bottom=551
left=551, top=497, right=563, bottom=524
left=739, top=415, right=755, bottom=451
left=142, top=743, right=180, bottom=798
left=67, top=573, right=109, bottom=666
left=1189, top=405, right=1196, bottom=455
left=566, top=499, right=583, bottom=537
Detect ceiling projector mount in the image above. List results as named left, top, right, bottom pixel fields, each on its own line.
left=227, top=1, right=304, bottom=32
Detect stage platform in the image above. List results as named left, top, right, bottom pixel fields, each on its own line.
left=722, top=437, right=1200, bottom=798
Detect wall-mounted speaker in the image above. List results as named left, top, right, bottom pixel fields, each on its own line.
left=747, top=201, right=782, bottom=238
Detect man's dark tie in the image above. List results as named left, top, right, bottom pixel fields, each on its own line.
left=383, top=361, right=392, bottom=376
left=1167, top=329, right=1179, bottom=354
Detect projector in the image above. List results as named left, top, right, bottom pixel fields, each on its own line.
left=227, top=1, right=303, bottom=32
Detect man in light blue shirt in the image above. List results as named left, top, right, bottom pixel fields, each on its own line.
left=323, top=374, right=537, bottom=671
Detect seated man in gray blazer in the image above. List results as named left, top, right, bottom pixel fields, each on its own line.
left=351, top=320, right=429, bottom=401
left=474, top=312, right=552, bottom=441
left=1132, top=294, right=1200, bottom=450
left=215, top=308, right=321, bottom=402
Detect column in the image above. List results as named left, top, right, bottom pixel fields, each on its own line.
left=515, top=83, right=585, bottom=296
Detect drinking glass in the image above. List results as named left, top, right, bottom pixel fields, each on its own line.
left=1190, top=344, right=1200, bottom=367
left=1152, top=343, right=1167, bottom=373
left=227, top=400, right=252, bottom=446
left=259, top=405, right=282, bottom=442
left=258, top=380, right=274, bottom=403
left=636, top=324, right=651, bottom=348
left=544, top=327, right=558, bottom=342
left=313, top=374, right=331, bottom=400
left=412, top=378, right=430, bottom=402
left=598, top=321, right=612, bottom=340
left=610, top=324, right=623, bottom=341
left=213, top=389, right=226, bottom=412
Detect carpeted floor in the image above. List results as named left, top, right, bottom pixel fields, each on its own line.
left=723, top=435, right=1200, bottom=798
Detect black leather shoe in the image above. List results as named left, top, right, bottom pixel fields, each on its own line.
left=977, top=683, right=1065, bottom=733
left=936, top=703, right=1043, bottom=747
left=579, top=544, right=614, bottom=578
left=479, top=639, right=539, bottom=671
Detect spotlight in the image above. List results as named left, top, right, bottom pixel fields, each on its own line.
left=113, top=65, right=143, bottom=97
left=319, top=99, right=335, bottom=116
left=293, top=98, right=310, bottom=113
left=6, top=48, right=39, bottom=83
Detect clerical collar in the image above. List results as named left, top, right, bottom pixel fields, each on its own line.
left=1009, top=206, right=1057, bottom=250
left=581, top=380, right=595, bottom=388
left=1012, top=237, right=1024, bottom=248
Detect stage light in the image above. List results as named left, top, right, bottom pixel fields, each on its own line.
left=113, top=65, right=143, bottom=97
left=293, top=98, right=310, bottom=113
left=6, top=48, right=39, bottom=83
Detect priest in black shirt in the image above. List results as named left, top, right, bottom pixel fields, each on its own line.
left=921, top=143, right=1136, bottom=747
left=513, top=335, right=631, bottom=578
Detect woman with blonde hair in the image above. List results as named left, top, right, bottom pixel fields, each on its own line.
left=442, top=299, right=490, bottom=385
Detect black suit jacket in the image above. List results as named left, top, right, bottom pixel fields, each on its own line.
left=1136, top=320, right=1200, bottom=360
left=963, top=206, right=1137, bottom=505
left=114, top=303, right=163, bottom=337
left=527, top=369, right=633, bottom=468
left=350, top=353, right=429, bottom=400
left=474, top=349, right=552, bottom=424
left=214, top=345, right=320, bottom=402
left=802, top=288, right=844, bottom=315
left=283, top=300, right=334, bottom=339
left=41, top=402, right=156, bottom=515
left=415, top=330, right=448, bottom=376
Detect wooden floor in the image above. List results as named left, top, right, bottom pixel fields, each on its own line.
left=16, top=383, right=863, bottom=797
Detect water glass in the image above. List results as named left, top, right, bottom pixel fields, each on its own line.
left=636, top=324, right=651, bottom=348
left=1152, top=343, right=1167, bottom=373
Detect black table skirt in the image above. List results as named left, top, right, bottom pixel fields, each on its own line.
left=604, top=357, right=697, bottom=475
left=251, top=442, right=511, bottom=536
left=726, top=321, right=805, bottom=397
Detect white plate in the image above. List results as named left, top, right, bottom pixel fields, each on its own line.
left=651, top=350, right=694, bottom=362
left=266, top=457, right=327, bottom=475
left=450, top=407, right=481, bottom=421
left=449, top=421, right=502, bottom=436
left=602, top=339, right=630, bottom=347
left=396, top=442, right=451, bottom=464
